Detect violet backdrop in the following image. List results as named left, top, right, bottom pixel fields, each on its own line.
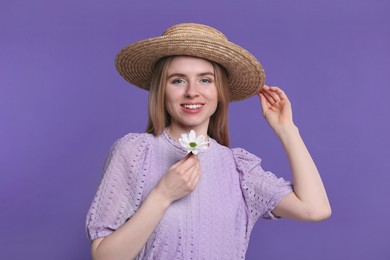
left=1, top=0, right=389, bottom=259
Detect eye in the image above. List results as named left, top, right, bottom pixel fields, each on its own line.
left=200, top=78, right=212, bottom=84
left=172, top=78, right=186, bottom=84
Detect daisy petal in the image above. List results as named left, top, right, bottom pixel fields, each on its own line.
left=181, top=134, right=189, bottom=143
left=189, top=130, right=196, bottom=141
left=196, top=135, right=205, bottom=144
left=179, top=138, right=187, bottom=148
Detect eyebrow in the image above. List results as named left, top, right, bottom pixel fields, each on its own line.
left=167, top=72, right=215, bottom=79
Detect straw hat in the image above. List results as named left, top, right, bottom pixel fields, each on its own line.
left=115, top=23, right=265, bottom=102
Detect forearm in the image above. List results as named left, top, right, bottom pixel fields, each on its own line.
left=277, top=123, right=331, bottom=217
left=92, top=189, right=170, bottom=260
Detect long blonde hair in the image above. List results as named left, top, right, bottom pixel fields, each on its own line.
left=146, top=56, right=230, bottom=146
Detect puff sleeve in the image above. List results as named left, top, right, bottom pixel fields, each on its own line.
left=86, top=133, right=151, bottom=241
left=232, top=148, right=293, bottom=224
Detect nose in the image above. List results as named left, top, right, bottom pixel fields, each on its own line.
left=184, top=81, right=199, bottom=98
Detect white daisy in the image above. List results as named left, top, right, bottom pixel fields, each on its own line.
left=179, top=130, right=209, bottom=155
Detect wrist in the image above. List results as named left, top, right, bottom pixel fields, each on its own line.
left=149, top=188, right=172, bottom=211
left=275, top=122, right=299, bottom=143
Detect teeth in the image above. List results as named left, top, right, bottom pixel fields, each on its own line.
left=183, top=104, right=202, bottom=109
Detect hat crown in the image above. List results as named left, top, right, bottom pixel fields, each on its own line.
left=162, top=23, right=228, bottom=41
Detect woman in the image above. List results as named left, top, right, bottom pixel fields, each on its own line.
left=86, top=23, right=331, bottom=259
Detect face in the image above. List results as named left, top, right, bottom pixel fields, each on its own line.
left=164, top=56, right=218, bottom=137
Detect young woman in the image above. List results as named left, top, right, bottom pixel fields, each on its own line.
left=86, top=23, right=331, bottom=260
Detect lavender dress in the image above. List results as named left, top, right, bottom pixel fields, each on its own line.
left=86, top=130, right=292, bottom=259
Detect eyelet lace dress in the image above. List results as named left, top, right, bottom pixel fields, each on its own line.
left=86, top=130, right=292, bottom=259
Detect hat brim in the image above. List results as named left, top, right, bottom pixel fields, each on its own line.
left=115, top=34, right=265, bottom=102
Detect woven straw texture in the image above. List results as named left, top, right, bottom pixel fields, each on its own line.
left=115, top=23, right=265, bottom=102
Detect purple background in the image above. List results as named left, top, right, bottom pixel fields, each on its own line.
left=1, top=0, right=389, bottom=259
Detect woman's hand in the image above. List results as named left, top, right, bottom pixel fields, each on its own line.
left=155, top=154, right=201, bottom=205
left=91, top=154, right=201, bottom=260
left=259, top=85, right=294, bottom=134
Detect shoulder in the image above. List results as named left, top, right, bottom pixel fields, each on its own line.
left=110, top=132, right=153, bottom=154
left=210, top=142, right=262, bottom=169
left=100, top=132, right=155, bottom=179
left=209, top=139, right=261, bottom=161
left=103, top=132, right=154, bottom=166
left=230, top=147, right=262, bottom=168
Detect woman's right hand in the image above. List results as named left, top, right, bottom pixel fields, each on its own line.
left=154, top=154, right=201, bottom=205
left=91, top=154, right=201, bottom=260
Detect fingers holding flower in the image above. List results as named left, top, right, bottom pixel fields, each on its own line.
left=156, top=154, right=201, bottom=204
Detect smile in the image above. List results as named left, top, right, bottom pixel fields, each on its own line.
left=182, top=104, right=204, bottom=110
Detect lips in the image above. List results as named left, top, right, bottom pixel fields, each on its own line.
left=181, top=103, right=204, bottom=110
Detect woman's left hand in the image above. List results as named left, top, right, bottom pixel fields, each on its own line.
left=259, top=85, right=294, bottom=133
